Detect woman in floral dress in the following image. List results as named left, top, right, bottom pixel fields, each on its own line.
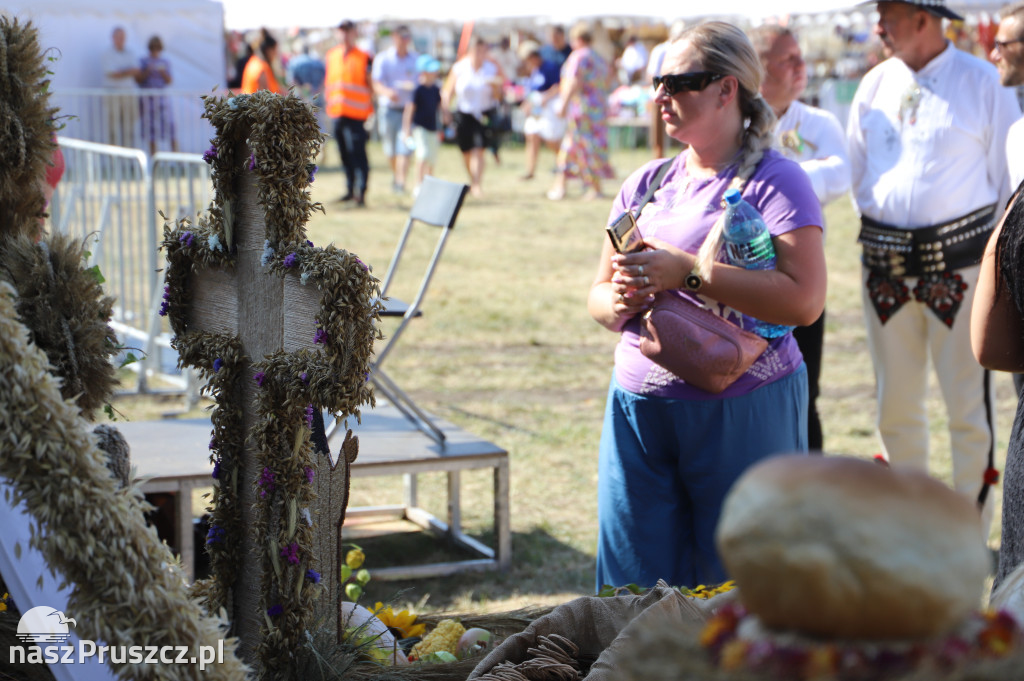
left=548, top=23, right=615, bottom=200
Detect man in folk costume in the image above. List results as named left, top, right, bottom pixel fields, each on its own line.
left=752, top=25, right=851, bottom=452
left=325, top=20, right=373, bottom=207
left=847, top=0, right=1020, bottom=530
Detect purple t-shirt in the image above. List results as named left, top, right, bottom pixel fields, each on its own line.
left=138, top=56, right=171, bottom=90
left=608, top=149, right=823, bottom=400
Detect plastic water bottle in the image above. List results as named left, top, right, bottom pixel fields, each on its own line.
left=721, top=188, right=793, bottom=339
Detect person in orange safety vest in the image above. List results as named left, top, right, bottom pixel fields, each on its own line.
left=325, top=20, right=373, bottom=206
left=241, top=29, right=287, bottom=95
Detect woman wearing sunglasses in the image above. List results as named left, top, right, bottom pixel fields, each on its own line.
left=587, top=21, right=826, bottom=590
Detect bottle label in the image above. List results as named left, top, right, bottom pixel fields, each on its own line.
left=725, top=230, right=775, bottom=266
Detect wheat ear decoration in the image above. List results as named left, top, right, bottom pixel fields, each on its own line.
left=693, top=94, right=775, bottom=282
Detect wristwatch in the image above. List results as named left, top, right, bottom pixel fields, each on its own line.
left=684, top=267, right=703, bottom=292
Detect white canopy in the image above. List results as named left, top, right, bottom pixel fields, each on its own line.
left=218, top=0, right=860, bottom=31
left=2, top=0, right=225, bottom=92
left=216, top=0, right=1005, bottom=32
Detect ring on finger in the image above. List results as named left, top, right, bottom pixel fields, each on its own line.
left=644, top=275, right=650, bottom=287
left=638, top=264, right=645, bottom=276
left=618, top=294, right=625, bottom=303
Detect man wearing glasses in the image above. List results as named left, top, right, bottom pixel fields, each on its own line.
left=993, top=3, right=1024, bottom=190
left=847, top=0, right=1020, bottom=532
left=751, top=25, right=850, bottom=452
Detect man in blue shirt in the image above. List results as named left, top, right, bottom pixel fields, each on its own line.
left=372, top=25, right=418, bottom=194
left=539, top=25, right=572, bottom=68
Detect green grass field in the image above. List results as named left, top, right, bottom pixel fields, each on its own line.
left=113, top=136, right=1017, bottom=615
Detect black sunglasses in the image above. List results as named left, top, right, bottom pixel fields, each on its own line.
left=652, top=71, right=725, bottom=96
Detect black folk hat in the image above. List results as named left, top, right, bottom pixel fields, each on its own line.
left=867, top=0, right=965, bottom=22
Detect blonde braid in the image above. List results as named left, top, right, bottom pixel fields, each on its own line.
left=694, top=92, right=776, bottom=281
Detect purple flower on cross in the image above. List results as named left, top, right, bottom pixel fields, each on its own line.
left=306, top=240, right=314, bottom=248
left=158, top=284, right=171, bottom=316
left=300, top=371, right=309, bottom=384
left=258, top=466, right=276, bottom=497
left=179, top=231, right=194, bottom=248
left=212, top=460, right=220, bottom=479
left=314, top=328, right=327, bottom=345
left=209, top=435, right=216, bottom=450
left=304, top=465, right=314, bottom=484
left=248, top=153, right=257, bottom=171
left=354, top=256, right=368, bottom=271
left=213, top=357, right=223, bottom=373
left=283, top=252, right=298, bottom=268
left=304, top=404, right=314, bottom=428
left=202, top=144, right=218, bottom=164
left=267, top=604, right=283, bottom=617
left=254, top=371, right=266, bottom=387
left=305, top=569, right=321, bottom=584
left=280, top=542, right=300, bottom=566
left=308, top=164, right=318, bottom=184
left=206, top=525, right=226, bottom=544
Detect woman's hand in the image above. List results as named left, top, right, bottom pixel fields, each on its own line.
left=612, top=236, right=693, bottom=296
left=590, top=236, right=690, bottom=332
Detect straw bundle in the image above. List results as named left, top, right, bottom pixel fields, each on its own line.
left=0, top=280, right=251, bottom=680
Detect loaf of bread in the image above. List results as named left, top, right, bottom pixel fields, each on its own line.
left=716, top=455, right=990, bottom=640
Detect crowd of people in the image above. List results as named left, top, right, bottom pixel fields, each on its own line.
left=582, top=0, right=1024, bottom=592
left=96, top=2, right=1024, bottom=593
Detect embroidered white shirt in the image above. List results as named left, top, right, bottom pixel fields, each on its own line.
left=774, top=100, right=851, bottom=207
left=847, top=42, right=1020, bottom=228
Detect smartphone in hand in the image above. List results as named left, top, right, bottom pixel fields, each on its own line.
left=606, top=210, right=644, bottom=254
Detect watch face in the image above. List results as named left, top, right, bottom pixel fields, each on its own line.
left=685, top=273, right=702, bottom=290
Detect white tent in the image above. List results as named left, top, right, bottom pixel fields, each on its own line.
left=216, top=0, right=1008, bottom=32
left=3, top=0, right=225, bottom=92
left=218, top=0, right=863, bottom=32
left=2, top=0, right=226, bottom=153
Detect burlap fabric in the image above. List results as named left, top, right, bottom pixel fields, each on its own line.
left=469, top=583, right=730, bottom=680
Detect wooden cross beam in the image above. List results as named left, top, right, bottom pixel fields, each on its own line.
left=183, top=137, right=351, bottom=661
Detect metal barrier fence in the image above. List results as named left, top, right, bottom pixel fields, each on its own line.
left=48, top=137, right=212, bottom=396
left=52, top=88, right=220, bottom=155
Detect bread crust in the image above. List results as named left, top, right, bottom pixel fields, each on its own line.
left=716, top=455, right=990, bottom=639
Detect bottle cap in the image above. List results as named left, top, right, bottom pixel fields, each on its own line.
left=724, top=188, right=742, bottom=206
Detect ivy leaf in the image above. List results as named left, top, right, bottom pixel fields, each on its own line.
left=120, top=352, right=139, bottom=368
left=86, top=265, right=105, bottom=284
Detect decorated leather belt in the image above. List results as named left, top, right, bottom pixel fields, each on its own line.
left=858, top=204, right=997, bottom=278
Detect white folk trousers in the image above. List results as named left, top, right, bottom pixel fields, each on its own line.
left=861, top=264, right=996, bottom=534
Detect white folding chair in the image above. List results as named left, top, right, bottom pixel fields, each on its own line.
left=328, top=176, right=468, bottom=445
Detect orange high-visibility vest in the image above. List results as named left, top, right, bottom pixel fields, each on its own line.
left=325, top=45, right=372, bottom=120
left=241, top=55, right=284, bottom=94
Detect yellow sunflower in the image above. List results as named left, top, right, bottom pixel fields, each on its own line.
left=371, top=602, right=426, bottom=639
